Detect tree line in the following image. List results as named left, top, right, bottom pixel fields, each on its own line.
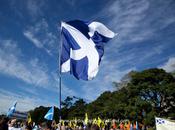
left=29, top=68, right=175, bottom=126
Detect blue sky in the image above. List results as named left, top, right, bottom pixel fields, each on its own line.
left=0, top=0, right=175, bottom=113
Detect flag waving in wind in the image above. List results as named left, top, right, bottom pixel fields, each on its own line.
left=155, top=117, right=175, bottom=130
left=84, top=113, right=88, bottom=125
left=61, top=20, right=116, bottom=80
left=7, top=101, right=17, bottom=117
left=44, top=106, right=54, bottom=120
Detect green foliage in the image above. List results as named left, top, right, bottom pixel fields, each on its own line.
left=29, top=68, right=175, bottom=127
left=85, top=68, right=175, bottom=126
left=29, top=106, right=49, bottom=124
left=67, top=99, right=87, bottom=119
left=29, top=106, right=60, bottom=124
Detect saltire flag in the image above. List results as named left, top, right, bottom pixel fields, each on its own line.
left=155, top=117, right=175, bottom=130
left=44, top=106, right=54, bottom=120
left=7, top=101, right=17, bottom=117
left=61, top=20, right=116, bottom=80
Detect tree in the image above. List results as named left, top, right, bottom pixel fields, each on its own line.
left=29, top=68, right=175, bottom=127
left=125, top=68, right=175, bottom=125
left=130, top=69, right=175, bottom=116
left=29, top=106, right=60, bottom=124
left=86, top=68, right=175, bottom=126
left=68, top=99, right=87, bottom=119
left=61, top=96, right=73, bottom=109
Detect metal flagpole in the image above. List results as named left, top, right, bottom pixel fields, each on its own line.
left=58, top=22, right=63, bottom=123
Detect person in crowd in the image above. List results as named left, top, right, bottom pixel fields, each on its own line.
left=119, top=121, right=124, bottom=130
left=0, top=116, right=9, bottom=130
left=41, top=122, right=52, bottom=130
left=25, top=125, right=32, bottom=130
left=91, top=124, right=99, bottom=130
left=8, top=119, right=16, bottom=130
left=126, top=121, right=130, bottom=130
left=8, top=118, right=22, bottom=130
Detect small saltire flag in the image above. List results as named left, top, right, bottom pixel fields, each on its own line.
left=155, top=117, right=175, bottom=130
left=61, top=20, right=116, bottom=80
left=7, top=101, right=17, bottom=117
left=44, top=106, right=54, bottom=120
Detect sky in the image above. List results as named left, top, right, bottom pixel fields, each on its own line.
left=0, top=0, right=175, bottom=114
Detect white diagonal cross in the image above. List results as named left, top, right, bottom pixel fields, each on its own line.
left=61, top=22, right=99, bottom=80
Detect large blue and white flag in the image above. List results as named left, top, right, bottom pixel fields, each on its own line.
left=61, top=20, right=116, bottom=80
left=7, top=101, right=17, bottom=117
left=155, top=117, right=175, bottom=130
left=44, top=106, right=54, bottom=120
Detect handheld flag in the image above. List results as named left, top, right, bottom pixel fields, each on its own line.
left=27, top=113, right=32, bottom=124
left=92, top=118, right=97, bottom=124
left=61, top=120, right=65, bottom=126
left=44, top=106, right=54, bottom=120
left=73, top=117, right=77, bottom=127
left=84, top=113, right=88, bottom=125
left=97, top=117, right=102, bottom=127
left=130, top=123, right=133, bottom=130
left=69, top=120, right=73, bottom=127
left=61, top=20, right=116, bottom=80
left=155, top=117, right=175, bottom=130
left=7, top=101, right=17, bottom=117
left=136, top=121, right=138, bottom=130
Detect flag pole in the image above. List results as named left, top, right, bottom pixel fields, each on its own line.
left=58, top=22, right=63, bottom=122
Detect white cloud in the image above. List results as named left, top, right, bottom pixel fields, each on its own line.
left=0, top=89, right=55, bottom=114
left=4, top=0, right=174, bottom=104
left=51, top=72, right=78, bottom=97
left=63, top=0, right=175, bottom=101
left=26, top=0, right=46, bottom=18
left=0, top=39, right=78, bottom=108
left=106, top=0, right=151, bottom=45
left=0, top=40, right=77, bottom=113
left=94, top=0, right=175, bottom=49
left=9, top=0, right=47, bottom=20
left=79, top=57, right=136, bottom=101
left=78, top=0, right=175, bottom=100
left=0, top=39, right=50, bottom=87
left=23, top=31, right=43, bottom=48
left=23, top=19, right=58, bottom=55
left=159, top=57, right=175, bottom=72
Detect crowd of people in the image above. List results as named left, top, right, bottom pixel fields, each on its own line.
left=0, top=116, right=148, bottom=130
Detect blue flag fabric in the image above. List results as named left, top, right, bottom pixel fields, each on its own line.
left=7, top=101, right=17, bottom=117
left=61, top=20, right=116, bottom=80
left=44, top=106, right=54, bottom=120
